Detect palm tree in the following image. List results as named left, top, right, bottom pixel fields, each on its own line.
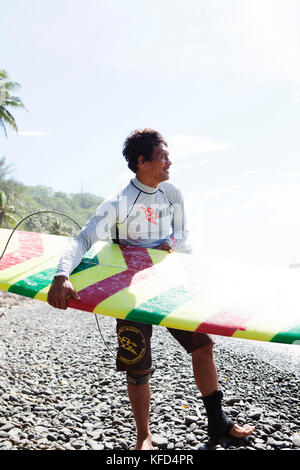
left=0, top=70, right=27, bottom=137
left=0, top=156, right=13, bottom=180
left=0, top=190, right=20, bottom=227
left=48, top=217, right=72, bottom=236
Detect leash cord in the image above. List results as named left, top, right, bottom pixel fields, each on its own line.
left=0, top=210, right=116, bottom=359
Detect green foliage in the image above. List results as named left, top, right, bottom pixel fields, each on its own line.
left=0, top=70, right=27, bottom=137
left=0, top=157, right=104, bottom=235
left=0, top=189, right=21, bottom=228
left=0, top=156, right=13, bottom=179
left=48, top=217, right=73, bottom=236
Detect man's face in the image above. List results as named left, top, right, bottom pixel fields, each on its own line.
left=139, top=143, right=172, bottom=184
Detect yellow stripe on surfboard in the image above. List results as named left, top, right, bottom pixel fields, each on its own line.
left=0, top=251, right=65, bottom=289
left=93, top=266, right=181, bottom=318
left=232, top=307, right=300, bottom=342
left=96, top=242, right=128, bottom=269
left=158, top=298, right=215, bottom=331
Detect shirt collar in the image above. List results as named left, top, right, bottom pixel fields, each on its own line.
left=131, top=177, right=158, bottom=194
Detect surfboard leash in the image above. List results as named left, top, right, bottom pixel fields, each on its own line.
left=0, top=210, right=116, bottom=360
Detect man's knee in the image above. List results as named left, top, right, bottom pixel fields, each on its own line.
left=192, top=342, right=214, bottom=360
left=126, top=368, right=154, bottom=386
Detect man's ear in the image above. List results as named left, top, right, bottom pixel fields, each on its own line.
left=137, top=155, right=146, bottom=168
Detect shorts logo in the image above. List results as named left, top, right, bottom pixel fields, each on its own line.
left=118, top=326, right=146, bottom=365
left=120, top=336, right=138, bottom=355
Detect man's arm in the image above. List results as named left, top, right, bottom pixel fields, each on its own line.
left=48, top=200, right=117, bottom=309
left=170, top=188, right=190, bottom=252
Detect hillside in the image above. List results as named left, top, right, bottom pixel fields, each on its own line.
left=0, top=157, right=104, bottom=236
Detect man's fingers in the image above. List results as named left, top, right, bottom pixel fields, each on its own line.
left=71, top=290, right=80, bottom=301
left=158, top=243, right=173, bottom=253
left=47, top=292, right=56, bottom=308
left=67, top=287, right=80, bottom=301
left=47, top=280, right=80, bottom=309
left=47, top=291, right=67, bottom=310
left=53, top=294, right=66, bottom=310
left=59, top=295, right=67, bottom=310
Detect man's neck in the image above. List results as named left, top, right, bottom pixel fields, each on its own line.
left=135, top=174, right=159, bottom=189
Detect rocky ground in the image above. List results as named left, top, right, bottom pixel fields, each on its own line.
left=0, top=291, right=299, bottom=451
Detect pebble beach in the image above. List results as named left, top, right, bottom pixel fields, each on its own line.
left=0, top=291, right=299, bottom=452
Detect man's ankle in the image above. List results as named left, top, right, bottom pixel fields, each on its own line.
left=136, top=432, right=152, bottom=450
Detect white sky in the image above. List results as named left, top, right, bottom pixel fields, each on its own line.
left=1, top=0, right=300, bottom=268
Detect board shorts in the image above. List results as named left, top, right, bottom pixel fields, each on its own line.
left=116, top=319, right=214, bottom=372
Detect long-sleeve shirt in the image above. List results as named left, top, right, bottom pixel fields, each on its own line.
left=56, top=177, right=190, bottom=278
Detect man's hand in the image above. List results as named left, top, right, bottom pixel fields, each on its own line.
left=47, top=276, right=80, bottom=310
left=156, top=242, right=173, bottom=253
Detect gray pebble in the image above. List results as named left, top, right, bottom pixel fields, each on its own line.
left=0, top=441, right=13, bottom=450
left=71, top=439, right=85, bottom=449
left=267, top=437, right=289, bottom=449
left=0, top=423, right=15, bottom=432
left=248, top=410, right=262, bottom=420
left=151, top=434, right=168, bottom=448
left=104, top=442, right=115, bottom=450
left=185, top=415, right=199, bottom=424
left=86, top=439, right=105, bottom=450
left=292, top=433, right=300, bottom=447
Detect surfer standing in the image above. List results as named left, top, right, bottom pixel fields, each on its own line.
left=48, top=129, right=254, bottom=450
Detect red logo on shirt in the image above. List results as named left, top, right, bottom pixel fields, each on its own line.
left=140, top=206, right=159, bottom=225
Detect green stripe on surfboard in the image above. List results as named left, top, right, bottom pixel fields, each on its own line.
left=8, top=267, right=57, bottom=298
left=7, top=255, right=99, bottom=299
left=270, top=325, right=300, bottom=345
left=72, top=255, right=99, bottom=274
left=125, top=285, right=193, bottom=325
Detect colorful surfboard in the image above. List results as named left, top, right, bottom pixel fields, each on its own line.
left=0, top=228, right=299, bottom=345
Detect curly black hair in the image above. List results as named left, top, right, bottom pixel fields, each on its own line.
left=122, top=128, right=168, bottom=173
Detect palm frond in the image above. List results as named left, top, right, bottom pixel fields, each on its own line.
left=0, top=108, right=18, bottom=132
left=0, top=157, right=14, bottom=179
left=5, top=96, right=26, bottom=109
left=0, top=70, right=26, bottom=137
left=0, top=70, right=8, bottom=80
left=5, top=213, right=20, bottom=227
left=0, top=190, right=7, bottom=208
left=6, top=211, right=20, bottom=221
left=3, top=81, right=21, bottom=91
left=0, top=118, right=8, bottom=138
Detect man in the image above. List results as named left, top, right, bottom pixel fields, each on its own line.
left=48, top=129, right=254, bottom=450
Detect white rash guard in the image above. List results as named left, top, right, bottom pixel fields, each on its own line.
left=56, top=177, right=190, bottom=279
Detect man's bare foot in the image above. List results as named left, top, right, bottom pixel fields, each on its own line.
left=229, top=423, right=255, bottom=439
left=136, top=435, right=152, bottom=450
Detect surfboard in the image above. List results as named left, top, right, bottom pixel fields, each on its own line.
left=0, top=228, right=299, bottom=346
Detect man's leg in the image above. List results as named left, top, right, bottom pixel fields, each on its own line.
left=192, top=344, right=254, bottom=439
left=192, top=343, right=218, bottom=396
left=116, top=320, right=153, bottom=450
left=127, top=369, right=152, bottom=450
left=167, top=328, right=254, bottom=440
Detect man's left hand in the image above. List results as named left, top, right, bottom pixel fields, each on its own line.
left=156, top=242, right=173, bottom=253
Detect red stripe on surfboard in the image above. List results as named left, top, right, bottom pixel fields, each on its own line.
left=68, top=245, right=155, bottom=312
left=118, top=245, right=153, bottom=271
left=196, top=311, right=254, bottom=337
left=0, top=231, right=44, bottom=271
